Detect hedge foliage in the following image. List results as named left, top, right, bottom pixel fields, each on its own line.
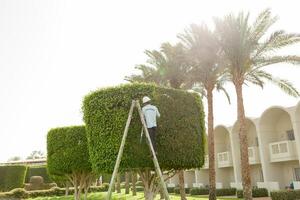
left=237, top=188, right=268, bottom=198
left=25, top=166, right=51, bottom=183
left=0, top=185, right=109, bottom=199
left=189, top=188, right=236, bottom=196
left=83, top=83, right=205, bottom=173
left=47, top=126, right=92, bottom=176
left=174, top=187, right=190, bottom=194
left=270, top=190, right=300, bottom=200
left=0, top=165, right=27, bottom=192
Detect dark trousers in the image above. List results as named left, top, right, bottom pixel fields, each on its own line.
left=147, top=127, right=157, bottom=152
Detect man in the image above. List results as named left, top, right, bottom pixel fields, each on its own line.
left=142, top=96, right=160, bottom=154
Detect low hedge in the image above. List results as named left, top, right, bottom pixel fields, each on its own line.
left=190, top=188, right=236, bottom=196
left=167, top=187, right=175, bottom=193
left=216, top=188, right=236, bottom=196
left=270, top=189, right=300, bottom=200
left=135, top=186, right=144, bottom=192
left=174, top=187, right=190, bottom=194
left=0, top=165, right=27, bottom=192
left=0, top=185, right=109, bottom=199
left=25, top=166, right=51, bottom=183
left=237, top=188, right=268, bottom=198
left=190, top=187, right=209, bottom=195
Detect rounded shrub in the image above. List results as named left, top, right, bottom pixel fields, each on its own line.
left=83, top=83, right=205, bottom=173
left=25, top=165, right=51, bottom=183
left=47, top=126, right=92, bottom=176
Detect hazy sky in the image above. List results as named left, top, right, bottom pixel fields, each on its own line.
left=1, top=0, right=300, bottom=162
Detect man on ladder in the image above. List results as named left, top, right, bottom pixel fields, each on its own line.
left=142, top=96, right=160, bottom=155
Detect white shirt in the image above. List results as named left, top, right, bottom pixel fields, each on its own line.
left=142, top=104, right=160, bottom=128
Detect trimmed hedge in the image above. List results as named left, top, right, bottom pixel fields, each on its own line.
left=167, top=187, right=175, bottom=193
left=0, top=185, right=109, bottom=199
left=0, top=165, right=27, bottom=192
left=237, top=188, right=268, bottom=198
left=174, top=187, right=190, bottom=194
left=83, top=83, right=205, bottom=173
left=47, top=126, right=92, bottom=176
left=190, top=187, right=209, bottom=195
left=216, top=188, right=236, bottom=196
left=25, top=166, right=51, bottom=183
left=190, top=188, right=236, bottom=196
left=270, top=189, right=300, bottom=200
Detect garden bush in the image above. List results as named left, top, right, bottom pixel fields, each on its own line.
left=25, top=165, right=51, bottom=183
left=0, top=185, right=109, bottom=199
left=174, top=187, right=190, bottom=194
left=216, top=188, right=236, bottom=196
left=167, top=187, right=175, bottom=193
left=24, top=176, right=57, bottom=191
left=237, top=188, right=268, bottom=198
left=83, top=83, right=205, bottom=174
left=0, top=165, right=27, bottom=192
left=47, top=126, right=92, bottom=176
left=270, top=189, right=300, bottom=200
left=190, top=187, right=209, bottom=195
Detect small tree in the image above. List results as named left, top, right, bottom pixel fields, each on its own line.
left=47, top=126, right=96, bottom=200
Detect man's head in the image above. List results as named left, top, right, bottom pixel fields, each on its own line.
left=142, top=96, right=151, bottom=104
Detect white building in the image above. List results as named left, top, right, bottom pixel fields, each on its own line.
left=168, top=101, right=300, bottom=191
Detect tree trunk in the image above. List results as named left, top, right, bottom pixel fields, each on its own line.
left=65, top=182, right=69, bottom=196
left=139, top=169, right=158, bottom=200
left=116, top=173, right=121, bottom=193
left=235, top=83, right=252, bottom=200
left=178, top=170, right=187, bottom=200
left=132, top=171, right=137, bottom=196
left=207, top=89, right=216, bottom=200
left=84, top=188, right=88, bottom=200
left=125, top=172, right=130, bottom=194
left=159, top=187, right=165, bottom=199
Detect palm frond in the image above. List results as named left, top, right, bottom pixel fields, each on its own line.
left=251, top=8, right=278, bottom=41
left=254, top=55, right=300, bottom=68
left=249, top=70, right=300, bottom=97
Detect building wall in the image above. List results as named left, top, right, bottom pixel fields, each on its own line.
left=169, top=101, right=300, bottom=190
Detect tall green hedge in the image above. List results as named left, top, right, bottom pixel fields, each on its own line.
left=47, top=126, right=92, bottom=176
left=83, top=83, right=205, bottom=173
left=0, top=165, right=27, bottom=192
left=25, top=166, right=51, bottom=183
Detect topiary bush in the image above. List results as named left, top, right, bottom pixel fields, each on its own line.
left=47, top=126, right=92, bottom=176
left=0, top=165, right=27, bottom=192
left=83, top=83, right=205, bottom=173
left=25, top=165, right=51, bottom=183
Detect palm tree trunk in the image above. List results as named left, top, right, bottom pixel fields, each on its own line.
left=207, top=89, right=216, bottom=200
left=235, top=83, right=252, bottom=200
left=178, top=170, right=187, bottom=200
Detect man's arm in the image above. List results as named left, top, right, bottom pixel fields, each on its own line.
left=156, top=107, right=160, bottom=118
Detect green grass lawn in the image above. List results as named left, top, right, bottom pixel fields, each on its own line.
left=27, top=191, right=240, bottom=200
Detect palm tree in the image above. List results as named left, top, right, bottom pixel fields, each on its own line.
left=178, top=24, right=230, bottom=200
left=214, top=9, right=300, bottom=199
left=126, top=42, right=190, bottom=200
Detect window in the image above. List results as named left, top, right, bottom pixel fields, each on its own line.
left=294, top=168, right=300, bottom=181
left=287, top=130, right=295, bottom=141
